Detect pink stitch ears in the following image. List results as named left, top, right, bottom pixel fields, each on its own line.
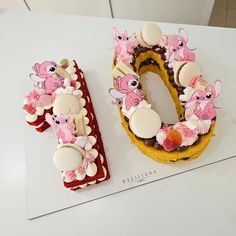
left=179, top=28, right=188, bottom=43
left=112, top=27, right=119, bottom=39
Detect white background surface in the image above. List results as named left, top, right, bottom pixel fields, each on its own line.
left=1, top=10, right=236, bottom=235
left=0, top=0, right=214, bottom=25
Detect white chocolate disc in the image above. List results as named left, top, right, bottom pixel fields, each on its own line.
left=174, top=62, right=202, bottom=87
left=53, top=94, right=81, bottom=116
left=140, top=23, right=162, bottom=47
left=53, top=146, right=82, bottom=171
left=129, top=108, right=162, bottom=139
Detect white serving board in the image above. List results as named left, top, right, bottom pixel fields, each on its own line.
left=25, top=72, right=236, bottom=219
left=17, top=13, right=236, bottom=219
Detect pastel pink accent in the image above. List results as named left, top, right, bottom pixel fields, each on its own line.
left=23, top=104, right=36, bottom=115
left=115, top=74, right=144, bottom=110
left=190, top=76, right=207, bottom=88
left=27, top=90, right=40, bottom=101
left=112, top=27, right=134, bottom=65
left=161, top=28, right=195, bottom=63
left=185, top=80, right=221, bottom=120
left=64, top=171, right=76, bottom=180
left=174, top=122, right=199, bottom=146
left=32, top=61, right=63, bottom=94
left=25, top=89, right=53, bottom=108
left=84, top=151, right=96, bottom=165
left=45, top=113, right=76, bottom=143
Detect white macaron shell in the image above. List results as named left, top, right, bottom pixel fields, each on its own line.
left=173, top=61, right=186, bottom=86
left=53, top=94, right=81, bottom=116
left=53, top=146, right=82, bottom=171
left=179, top=62, right=202, bottom=87
left=141, top=23, right=163, bottom=47
left=129, top=108, right=162, bottom=139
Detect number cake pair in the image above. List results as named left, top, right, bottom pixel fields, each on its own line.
left=23, top=23, right=222, bottom=191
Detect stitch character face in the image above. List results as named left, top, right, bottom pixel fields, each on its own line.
left=32, top=61, right=57, bottom=78
left=46, top=113, right=76, bottom=143
left=112, top=28, right=130, bottom=45
left=30, top=61, right=63, bottom=93
left=109, top=74, right=144, bottom=110
left=112, top=27, right=135, bottom=64
left=161, top=28, right=195, bottom=63
left=115, top=74, right=139, bottom=94
left=185, top=80, right=221, bottom=120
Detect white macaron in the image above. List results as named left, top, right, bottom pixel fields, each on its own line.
left=138, top=23, right=163, bottom=48
left=53, top=94, right=81, bottom=116
left=53, top=144, right=84, bottom=171
left=129, top=108, right=162, bottom=139
left=173, top=61, right=202, bottom=87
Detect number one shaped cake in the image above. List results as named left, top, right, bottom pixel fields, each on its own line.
left=23, top=59, right=110, bottom=190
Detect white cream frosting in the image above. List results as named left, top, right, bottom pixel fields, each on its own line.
left=88, top=180, right=97, bottom=185
left=86, top=163, right=97, bottom=177
left=43, top=104, right=52, bottom=110
left=36, top=106, right=44, bottom=116
left=71, top=74, right=78, bottom=81
left=50, top=61, right=108, bottom=189
left=121, top=99, right=151, bottom=119
left=25, top=113, right=37, bottom=122
left=68, top=60, right=75, bottom=67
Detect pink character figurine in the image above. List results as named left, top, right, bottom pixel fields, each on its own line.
left=109, top=74, right=144, bottom=110
left=112, top=27, right=136, bottom=65
left=161, top=28, right=196, bottom=64
left=30, top=61, right=63, bottom=94
left=46, top=113, right=76, bottom=143
left=185, top=80, right=221, bottom=120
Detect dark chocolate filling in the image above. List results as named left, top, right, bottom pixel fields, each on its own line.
left=176, top=62, right=188, bottom=86
left=115, top=44, right=212, bottom=154
left=139, top=58, right=160, bottom=71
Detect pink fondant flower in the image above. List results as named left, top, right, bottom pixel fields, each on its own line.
left=39, top=94, right=53, bottom=106
left=65, top=171, right=76, bottom=180
left=174, top=122, right=199, bottom=146
left=77, top=165, right=86, bottom=175
left=27, top=90, right=40, bottom=101
left=84, top=151, right=95, bottom=165
left=23, top=104, right=36, bottom=115
left=190, top=76, right=207, bottom=88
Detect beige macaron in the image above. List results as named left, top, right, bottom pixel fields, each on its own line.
left=53, top=144, right=84, bottom=171
left=138, top=23, right=163, bottom=48
left=173, top=61, right=202, bottom=87
left=129, top=108, right=162, bottom=139
left=53, top=94, right=81, bottom=116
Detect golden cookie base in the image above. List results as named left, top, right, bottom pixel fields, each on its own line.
left=113, top=50, right=216, bottom=163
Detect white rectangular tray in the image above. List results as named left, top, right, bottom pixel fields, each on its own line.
left=25, top=71, right=236, bottom=219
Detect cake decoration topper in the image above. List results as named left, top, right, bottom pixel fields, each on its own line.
left=184, top=79, right=221, bottom=120
left=161, top=28, right=196, bottom=64
left=45, top=113, right=76, bottom=144
left=30, top=61, right=64, bottom=93
left=112, top=27, right=136, bottom=65
left=110, top=24, right=223, bottom=160
left=109, top=74, right=144, bottom=110
left=23, top=59, right=110, bottom=190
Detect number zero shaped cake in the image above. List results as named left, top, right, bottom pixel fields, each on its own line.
left=23, top=59, right=110, bottom=190
left=109, top=23, right=222, bottom=163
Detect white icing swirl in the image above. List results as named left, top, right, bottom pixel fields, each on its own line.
left=36, top=106, right=44, bottom=116
left=25, top=113, right=37, bottom=122
left=86, top=163, right=97, bottom=177
left=121, top=100, right=151, bottom=119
